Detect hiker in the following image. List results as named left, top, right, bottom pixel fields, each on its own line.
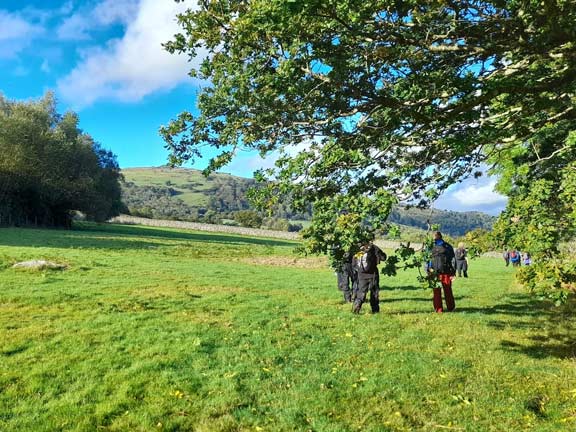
left=351, top=240, right=387, bottom=314
left=509, top=249, right=521, bottom=267
left=503, top=249, right=510, bottom=267
left=427, top=231, right=456, bottom=313
left=523, top=252, right=532, bottom=266
left=454, top=242, right=468, bottom=278
left=336, top=251, right=355, bottom=303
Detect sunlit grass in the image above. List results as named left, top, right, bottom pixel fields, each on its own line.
left=1, top=223, right=574, bottom=431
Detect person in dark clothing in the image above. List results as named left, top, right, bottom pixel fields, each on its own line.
left=427, top=231, right=456, bottom=313
left=454, top=242, right=468, bottom=278
left=352, top=241, right=387, bottom=314
left=502, top=249, right=510, bottom=267
left=336, top=252, right=355, bottom=303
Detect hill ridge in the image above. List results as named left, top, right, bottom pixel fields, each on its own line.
left=120, top=166, right=495, bottom=236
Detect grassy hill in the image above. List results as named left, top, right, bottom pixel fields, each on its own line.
left=120, top=167, right=495, bottom=237
left=122, top=166, right=254, bottom=208
left=0, top=223, right=574, bottom=431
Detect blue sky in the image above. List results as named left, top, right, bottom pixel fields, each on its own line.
left=0, top=0, right=507, bottom=215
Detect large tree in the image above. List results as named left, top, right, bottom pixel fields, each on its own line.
left=0, top=93, right=124, bottom=227
left=162, top=1, right=575, bottom=297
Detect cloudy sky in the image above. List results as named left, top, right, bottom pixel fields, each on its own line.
left=0, top=0, right=507, bottom=215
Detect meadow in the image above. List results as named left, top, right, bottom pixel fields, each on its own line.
left=0, top=223, right=574, bottom=432
left=121, top=167, right=246, bottom=208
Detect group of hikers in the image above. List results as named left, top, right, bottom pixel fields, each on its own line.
left=337, top=231, right=469, bottom=314
left=503, top=249, right=531, bottom=267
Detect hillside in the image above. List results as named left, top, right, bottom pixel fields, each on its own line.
left=120, top=167, right=495, bottom=236
left=388, top=206, right=495, bottom=237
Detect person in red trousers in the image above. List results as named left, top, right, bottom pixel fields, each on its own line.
left=428, top=231, right=456, bottom=313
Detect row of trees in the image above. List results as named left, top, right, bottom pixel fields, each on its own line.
left=388, top=207, right=494, bottom=237
left=163, top=0, right=575, bottom=300
left=0, top=93, right=124, bottom=227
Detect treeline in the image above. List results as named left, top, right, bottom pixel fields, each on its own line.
left=0, top=93, right=124, bottom=227
left=388, top=207, right=495, bottom=237
left=121, top=182, right=198, bottom=221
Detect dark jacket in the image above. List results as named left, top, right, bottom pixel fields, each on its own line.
left=353, top=244, right=387, bottom=279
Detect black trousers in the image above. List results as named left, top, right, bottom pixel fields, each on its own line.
left=337, top=270, right=353, bottom=302
left=353, top=274, right=379, bottom=313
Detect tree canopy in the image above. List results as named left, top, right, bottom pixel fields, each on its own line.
left=162, top=0, right=575, bottom=298
left=0, top=93, right=124, bottom=227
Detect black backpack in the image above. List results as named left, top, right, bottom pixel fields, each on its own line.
left=431, top=243, right=451, bottom=273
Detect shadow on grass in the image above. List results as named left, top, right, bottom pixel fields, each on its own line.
left=380, top=297, right=431, bottom=303
left=384, top=284, right=425, bottom=291
left=500, top=336, right=576, bottom=360
left=456, top=294, right=553, bottom=317
left=459, top=295, right=576, bottom=360
left=0, top=222, right=298, bottom=251
left=501, top=298, right=575, bottom=359
left=92, top=223, right=298, bottom=247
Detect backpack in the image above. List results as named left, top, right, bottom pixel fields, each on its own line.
left=455, top=248, right=465, bottom=260
left=431, top=242, right=452, bottom=274
left=356, top=246, right=377, bottom=274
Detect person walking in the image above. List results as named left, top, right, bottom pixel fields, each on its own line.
left=351, top=240, right=386, bottom=314
left=428, top=231, right=456, bottom=313
left=454, top=242, right=468, bottom=278
left=336, top=251, right=355, bottom=303
left=509, top=249, right=521, bottom=267
left=503, top=249, right=510, bottom=267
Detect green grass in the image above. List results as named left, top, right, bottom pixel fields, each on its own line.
left=122, top=167, right=249, bottom=207
left=1, top=223, right=575, bottom=431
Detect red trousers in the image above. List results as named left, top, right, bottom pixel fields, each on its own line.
left=433, top=274, right=455, bottom=312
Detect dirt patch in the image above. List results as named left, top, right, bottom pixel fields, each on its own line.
left=242, top=256, right=328, bottom=269
left=12, top=260, right=67, bottom=270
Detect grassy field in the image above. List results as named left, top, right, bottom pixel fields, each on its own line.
left=0, top=224, right=574, bottom=431
left=122, top=167, right=251, bottom=207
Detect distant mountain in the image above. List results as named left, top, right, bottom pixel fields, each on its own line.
left=120, top=167, right=495, bottom=236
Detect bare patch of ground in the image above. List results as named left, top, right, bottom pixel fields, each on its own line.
left=242, top=255, right=328, bottom=269
left=12, top=260, right=67, bottom=270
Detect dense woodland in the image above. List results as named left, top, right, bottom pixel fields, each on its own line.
left=387, top=207, right=494, bottom=237
left=0, top=93, right=124, bottom=227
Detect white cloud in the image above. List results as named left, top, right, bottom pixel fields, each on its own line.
left=93, top=0, right=139, bottom=25
left=434, top=175, right=507, bottom=215
left=57, top=0, right=203, bottom=107
left=0, top=10, right=44, bottom=58
left=452, top=179, right=507, bottom=206
left=57, top=0, right=139, bottom=40
left=226, top=151, right=279, bottom=178
left=57, top=14, right=91, bottom=40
